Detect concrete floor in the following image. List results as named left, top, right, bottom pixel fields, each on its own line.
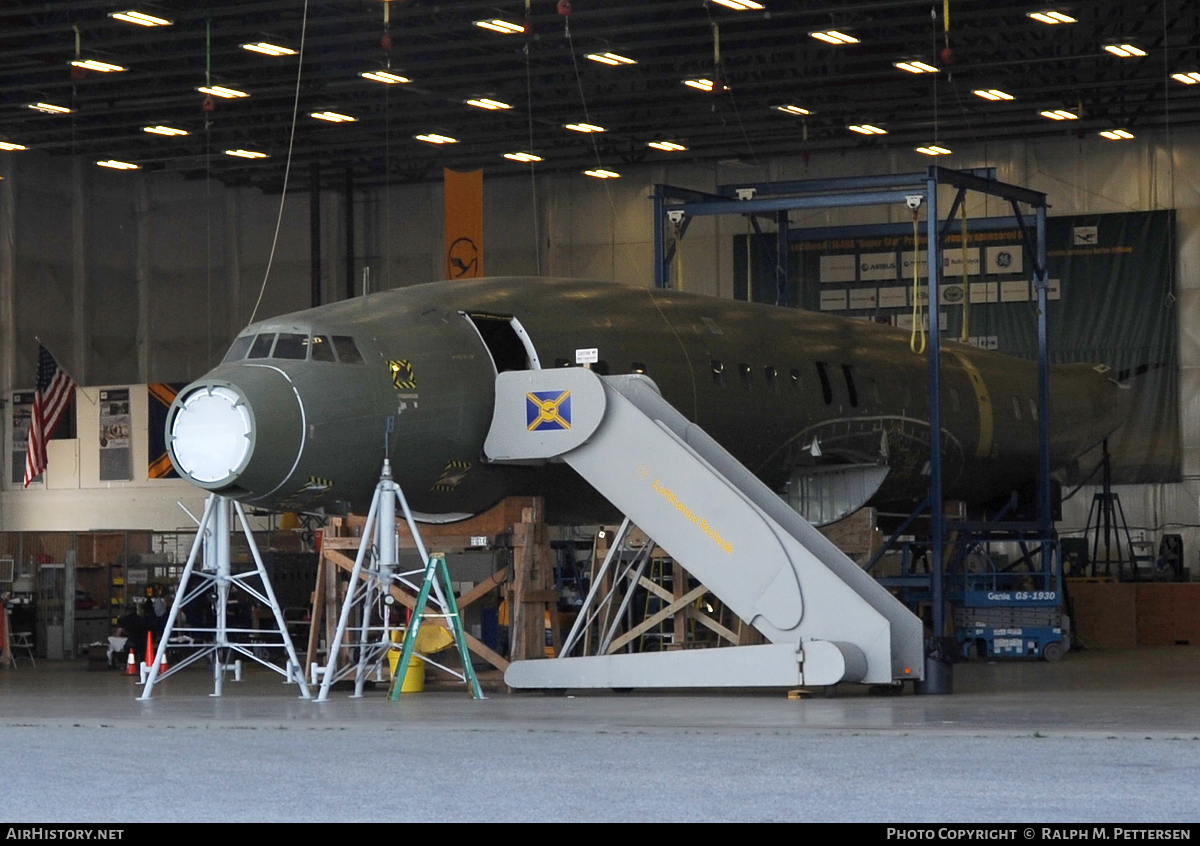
left=3, top=647, right=1200, bottom=822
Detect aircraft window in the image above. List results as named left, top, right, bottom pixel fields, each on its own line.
left=841, top=364, right=858, bottom=408
left=765, top=366, right=778, bottom=390
left=1028, top=398, right=1038, bottom=422
left=631, top=362, right=647, bottom=374
left=332, top=336, right=364, bottom=364
left=1011, top=396, right=1022, bottom=420
left=247, top=333, right=276, bottom=359
left=711, top=360, right=726, bottom=387
left=222, top=336, right=253, bottom=363
left=789, top=369, right=801, bottom=389
left=868, top=378, right=882, bottom=407
left=273, top=333, right=308, bottom=360
left=310, top=335, right=336, bottom=362
left=738, top=363, right=753, bottom=388
left=815, top=362, right=833, bottom=405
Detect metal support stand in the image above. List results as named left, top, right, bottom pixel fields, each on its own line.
left=316, top=460, right=484, bottom=701
left=138, top=495, right=312, bottom=700
left=1084, top=440, right=1136, bottom=578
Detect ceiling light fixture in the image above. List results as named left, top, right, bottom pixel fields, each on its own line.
left=0, top=141, right=29, bottom=151
left=1172, top=71, right=1200, bottom=85
left=916, top=145, right=952, bottom=156
left=361, top=70, right=410, bottom=84
left=648, top=141, right=687, bottom=151
left=895, top=60, right=939, bottom=74
left=198, top=86, right=249, bottom=99
left=584, top=168, right=621, bottom=178
left=241, top=42, right=297, bottom=57
left=586, top=52, right=636, bottom=66
left=848, top=123, right=887, bottom=135
left=773, top=104, right=812, bottom=115
left=465, top=98, right=512, bottom=110
left=415, top=133, right=458, bottom=144
left=684, top=78, right=727, bottom=91
left=225, top=149, right=268, bottom=158
left=108, top=10, right=172, bottom=26
left=28, top=103, right=71, bottom=114
left=1039, top=109, right=1079, bottom=120
left=473, top=19, right=524, bottom=34
left=565, top=122, right=605, bottom=133
left=973, top=88, right=1015, bottom=101
left=711, top=1, right=764, bottom=10
left=96, top=159, right=138, bottom=170
left=1104, top=43, right=1146, bottom=58
left=71, top=59, right=126, bottom=72
left=1099, top=128, right=1134, bottom=140
left=1027, top=10, right=1076, bottom=25
left=143, top=125, right=188, bottom=136
left=503, top=151, right=543, bottom=162
left=311, top=111, right=356, bottom=122
left=810, top=30, right=859, bottom=45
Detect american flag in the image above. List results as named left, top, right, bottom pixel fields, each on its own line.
left=23, top=344, right=77, bottom=487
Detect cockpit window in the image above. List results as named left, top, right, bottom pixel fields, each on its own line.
left=310, top=335, right=336, bottom=362
left=222, top=335, right=253, bottom=363
left=332, top=336, right=363, bottom=363
left=273, top=333, right=308, bottom=360
left=247, top=333, right=276, bottom=359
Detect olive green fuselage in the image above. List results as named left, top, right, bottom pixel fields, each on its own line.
left=171, top=277, right=1126, bottom=522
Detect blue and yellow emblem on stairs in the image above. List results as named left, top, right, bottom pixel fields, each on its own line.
left=526, top=390, right=572, bottom=431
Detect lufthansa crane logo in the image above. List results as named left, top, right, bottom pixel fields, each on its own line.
left=526, top=390, right=572, bottom=431
left=447, top=237, right=479, bottom=278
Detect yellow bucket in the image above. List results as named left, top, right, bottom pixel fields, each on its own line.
left=387, top=648, right=425, bottom=693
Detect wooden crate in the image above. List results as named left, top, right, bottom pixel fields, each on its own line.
left=1069, top=581, right=1137, bottom=648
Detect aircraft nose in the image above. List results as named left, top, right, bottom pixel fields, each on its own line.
left=167, top=366, right=305, bottom=499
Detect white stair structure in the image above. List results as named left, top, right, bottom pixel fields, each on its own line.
left=484, top=368, right=924, bottom=689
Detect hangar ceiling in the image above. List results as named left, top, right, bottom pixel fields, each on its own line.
left=1, top=1, right=1198, bottom=192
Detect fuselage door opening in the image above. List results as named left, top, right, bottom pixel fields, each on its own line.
left=462, top=312, right=542, bottom=373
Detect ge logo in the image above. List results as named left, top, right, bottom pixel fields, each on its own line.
left=996, top=251, right=1012, bottom=269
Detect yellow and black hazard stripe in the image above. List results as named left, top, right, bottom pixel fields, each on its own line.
left=389, top=359, right=416, bottom=390
left=432, top=460, right=471, bottom=491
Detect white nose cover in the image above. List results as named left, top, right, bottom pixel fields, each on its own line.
left=170, top=386, right=253, bottom=484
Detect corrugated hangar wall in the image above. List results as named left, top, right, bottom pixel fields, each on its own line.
left=1, top=134, right=1199, bottom=551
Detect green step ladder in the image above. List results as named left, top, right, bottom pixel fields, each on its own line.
left=388, top=552, right=485, bottom=701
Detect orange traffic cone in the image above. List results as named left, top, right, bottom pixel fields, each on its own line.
left=124, top=646, right=137, bottom=676
left=144, top=632, right=155, bottom=669
left=159, top=641, right=169, bottom=674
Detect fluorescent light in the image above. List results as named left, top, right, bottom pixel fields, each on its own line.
left=973, top=88, right=1015, bottom=101
left=28, top=103, right=71, bottom=114
left=71, top=59, right=126, bottom=72
left=473, top=19, right=524, bottom=34
left=143, top=125, right=188, bottom=136
left=1027, top=10, right=1076, bottom=24
left=362, top=70, right=410, bottom=84
left=584, top=169, right=621, bottom=179
left=415, top=133, right=457, bottom=144
left=109, top=10, right=172, bottom=26
left=0, top=141, right=28, bottom=151
left=225, top=149, right=268, bottom=159
left=648, top=141, right=687, bottom=151
left=96, top=160, right=138, bottom=170
left=1104, top=43, right=1146, bottom=58
left=199, top=86, right=249, bottom=99
left=504, top=151, right=542, bottom=162
left=586, top=52, right=636, bottom=66
left=241, top=42, right=296, bottom=57
left=773, top=104, right=812, bottom=115
left=310, top=111, right=356, bottom=123
left=1040, top=109, right=1079, bottom=120
left=1099, top=128, right=1134, bottom=140
left=465, top=98, right=511, bottom=110
left=916, top=145, right=952, bottom=156
left=848, top=124, right=887, bottom=135
left=895, top=60, right=939, bottom=74
left=565, top=122, right=605, bottom=133
left=684, top=78, right=725, bottom=91
left=811, top=30, right=858, bottom=45
left=1172, top=71, right=1200, bottom=85
left=711, top=1, right=764, bottom=9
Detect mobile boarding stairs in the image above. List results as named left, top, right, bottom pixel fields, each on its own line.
left=484, top=368, right=925, bottom=690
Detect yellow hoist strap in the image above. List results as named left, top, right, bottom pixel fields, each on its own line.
left=910, top=212, right=926, bottom=355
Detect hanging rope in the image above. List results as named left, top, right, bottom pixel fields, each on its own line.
left=960, top=201, right=970, bottom=342
left=672, top=218, right=685, bottom=292
left=910, top=212, right=926, bottom=355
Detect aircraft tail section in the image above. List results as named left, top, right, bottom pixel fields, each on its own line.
left=484, top=368, right=925, bottom=688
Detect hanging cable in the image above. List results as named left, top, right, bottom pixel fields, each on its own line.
left=249, top=0, right=309, bottom=324
left=960, top=201, right=970, bottom=342
left=525, top=0, right=541, bottom=274
left=910, top=211, right=926, bottom=355
left=672, top=218, right=685, bottom=292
